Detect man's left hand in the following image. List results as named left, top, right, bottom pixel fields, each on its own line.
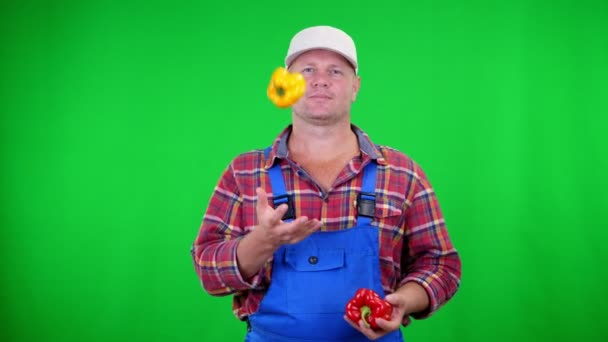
left=343, top=292, right=406, bottom=340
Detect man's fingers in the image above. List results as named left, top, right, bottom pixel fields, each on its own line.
left=344, top=316, right=360, bottom=329
left=374, top=318, right=398, bottom=332
left=344, top=315, right=394, bottom=341
left=356, top=320, right=381, bottom=340
left=284, top=217, right=316, bottom=233
left=344, top=316, right=367, bottom=334
left=384, top=293, right=404, bottom=307
left=270, top=217, right=315, bottom=244
left=257, top=187, right=287, bottom=224
left=300, top=219, right=321, bottom=236
left=255, top=187, right=268, bottom=213
left=270, top=203, right=289, bottom=223
left=308, top=219, right=322, bottom=232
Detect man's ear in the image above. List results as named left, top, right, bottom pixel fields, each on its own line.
left=351, top=75, right=361, bottom=102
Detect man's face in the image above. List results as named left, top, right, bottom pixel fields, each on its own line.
left=288, top=49, right=360, bottom=125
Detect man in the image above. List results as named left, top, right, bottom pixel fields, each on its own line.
left=191, top=26, right=461, bottom=341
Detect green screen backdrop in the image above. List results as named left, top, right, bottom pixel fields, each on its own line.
left=2, top=0, right=607, bottom=341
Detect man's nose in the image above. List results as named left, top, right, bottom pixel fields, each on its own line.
left=311, top=74, right=329, bottom=88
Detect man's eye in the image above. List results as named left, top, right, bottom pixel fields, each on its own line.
left=302, top=67, right=314, bottom=73
left=330, top=69, right=343, bottom=75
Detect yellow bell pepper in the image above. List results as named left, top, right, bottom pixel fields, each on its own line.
left=267, top=67, right=306, bottom=108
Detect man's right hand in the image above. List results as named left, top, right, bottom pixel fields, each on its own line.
left=236, top=187, right=322, bottom=280
left=255, top=187, right=322, bottom=247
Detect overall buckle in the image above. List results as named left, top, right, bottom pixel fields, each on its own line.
left=272, top=194, right=295, bottom=221
left=357, top=192, right=376, bottom=218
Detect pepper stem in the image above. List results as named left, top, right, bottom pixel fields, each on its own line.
left=360, top=306, right=371, bottom=328
left=275, top=86, right=285, bottom=97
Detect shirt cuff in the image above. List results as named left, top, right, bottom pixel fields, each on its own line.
left=228, top=237, right=266, bottom=290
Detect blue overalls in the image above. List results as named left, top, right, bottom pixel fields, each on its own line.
left=244, top=149, right=404, bottom=341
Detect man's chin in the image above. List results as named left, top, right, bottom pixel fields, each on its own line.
left=306, top=112, right=335, bottom=121
left=305, top=106, right=334, bottom=117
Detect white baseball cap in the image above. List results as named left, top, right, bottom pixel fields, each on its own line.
left=285, top=26, right=358, bottom=74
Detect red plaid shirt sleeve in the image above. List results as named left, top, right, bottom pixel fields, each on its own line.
left=399, top=163, right=462, bottom=320
left=191, top=163, right=266, bottom=295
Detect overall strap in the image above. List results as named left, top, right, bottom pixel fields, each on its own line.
left=264, top=147, right=294, bottom=222
left=356, top=159, right=411, bottom=274
left=264, top=147, right=378, bottom=225
left=356, top=161, right=378, bottom=226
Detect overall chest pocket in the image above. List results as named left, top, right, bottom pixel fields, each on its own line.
left=374, top=195, right=405, bottom=228
left=285, top=248, right=345, bottom=271
left=284, top=248, right=347, bottom=313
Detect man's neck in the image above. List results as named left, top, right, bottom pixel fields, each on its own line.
left=287, top=119, right=359, bottom=161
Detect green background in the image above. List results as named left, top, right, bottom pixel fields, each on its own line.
left=2, top=0, right=607, bottom=341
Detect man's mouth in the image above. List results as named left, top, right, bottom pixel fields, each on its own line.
left=308, top=93, right=332, bottom=99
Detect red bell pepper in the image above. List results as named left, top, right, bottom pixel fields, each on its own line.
left=345, top=288, right=393, bottom=330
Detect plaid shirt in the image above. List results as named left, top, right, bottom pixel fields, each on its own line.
left=192, top=125, right=461, bottom=326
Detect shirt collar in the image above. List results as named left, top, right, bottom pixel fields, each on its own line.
left=264, top=124, right=387, bottom=169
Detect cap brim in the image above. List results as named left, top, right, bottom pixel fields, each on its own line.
left=285, top=47, right=358, bottom=73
